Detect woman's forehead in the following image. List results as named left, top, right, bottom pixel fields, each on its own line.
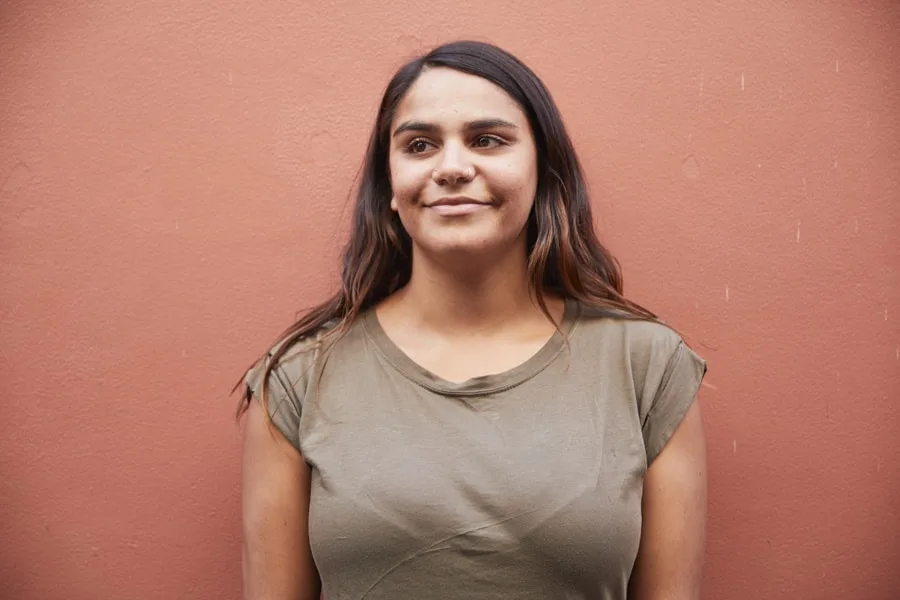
left=392, top=67, right=527, bottom=130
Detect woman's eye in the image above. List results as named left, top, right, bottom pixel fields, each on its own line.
left=407, top=140, right=432, bottom=153
left=474, top=135, right=503, bottom=148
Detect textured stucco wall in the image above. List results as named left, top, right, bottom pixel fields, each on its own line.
left=1, top=1, right=898, bottom=598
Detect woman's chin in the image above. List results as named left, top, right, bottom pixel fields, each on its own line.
left=414, top=232, right=525, bottom=265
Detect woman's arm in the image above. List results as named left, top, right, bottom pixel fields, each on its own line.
left=629, top=402, right=708, bottom=600
left=241, top=400, right=321, bottom=600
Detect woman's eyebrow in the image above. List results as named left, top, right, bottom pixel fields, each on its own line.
left=465, top=118, right=518, bottom=131
left=392, top=118, right=519, bottom=138
left=392, top=121, right=437, bottom=137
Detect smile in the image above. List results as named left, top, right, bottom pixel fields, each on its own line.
left=426, top=196, right=491, bottom=216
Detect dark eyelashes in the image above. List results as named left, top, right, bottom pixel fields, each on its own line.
left=473, top=134, right=506, bottom=148
left=406, top=139, right=432, bottom=153
left=403, top=134, right=508, bottom=154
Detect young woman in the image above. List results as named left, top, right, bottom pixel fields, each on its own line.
left=238, top=40, right=707, bottom=600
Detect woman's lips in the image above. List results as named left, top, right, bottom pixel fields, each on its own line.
left=427, top=196, right=490, bottom=216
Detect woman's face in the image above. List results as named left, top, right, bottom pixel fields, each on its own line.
left=388, top=67, right=538, bottom=263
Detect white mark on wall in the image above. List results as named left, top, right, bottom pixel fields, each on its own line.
left=682, top=155, right=700, bottom=179
left=854, top=218, right=859, bottom=233
left=896, top=347, right=899, bottom=360
left=175, top=220, right=180, bottom=230
left=802, top=177, right=808, bottom=199
left=740, top=72, right=745, bottom=91
left=833, top=158, right=838, bottom=169
left=885, top=307, right=889, bottom=321
left=835, top=60, right=840, bottom=73
left=835, top=370, right=840, bottom=380
left=757, top=163, right=762, bottom=168
left=725, top=285, right=730, bottom=301
left=796, top=221, right=801, bottom=243
left=733, top=440, right=737, bottom=454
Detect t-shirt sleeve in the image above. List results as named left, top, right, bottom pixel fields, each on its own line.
left=640, top=337, right=707, bottom=465
left=244, top=354, right=305, bottom=453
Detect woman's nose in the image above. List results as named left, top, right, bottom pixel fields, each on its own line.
left=431, top=146, right=475, bottom=186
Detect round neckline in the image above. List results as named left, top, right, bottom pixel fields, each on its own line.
left=361, top=298, right=580, bottom=396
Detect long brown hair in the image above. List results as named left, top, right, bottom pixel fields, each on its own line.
left=236, top=40, right=660, bottom=419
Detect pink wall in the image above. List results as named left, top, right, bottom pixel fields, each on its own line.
left=1, top=1, right=898, bottom=598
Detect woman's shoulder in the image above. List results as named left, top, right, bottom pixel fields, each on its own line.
left=574, top=302, right=687, bottom=356
left=572, top=302, right=706, bottom=383
left=274, top=319, right=338, bottom=363
left=246, top=318, right=342, bottom=390
left=572, top=302, right=707, bottom=431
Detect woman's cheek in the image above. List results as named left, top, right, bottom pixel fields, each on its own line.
left=488, top=174, right=537, bottom=205
left=391, top=168, right=429, bottom=206
left=389, top=178, right=414, bottom=206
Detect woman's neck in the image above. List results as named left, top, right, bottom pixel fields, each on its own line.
left=383, top=245, right=550, bottom=337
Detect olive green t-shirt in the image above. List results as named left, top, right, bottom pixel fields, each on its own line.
left=245, top=300, right=706, bottom=599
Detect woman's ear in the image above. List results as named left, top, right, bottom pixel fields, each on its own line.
left=390, top=197, right=398, bottom=211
